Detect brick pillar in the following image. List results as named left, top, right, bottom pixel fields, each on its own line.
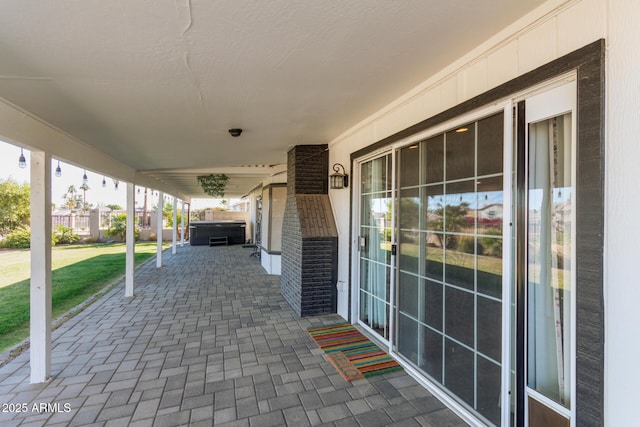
left=281, top=145, right=338, bottom=317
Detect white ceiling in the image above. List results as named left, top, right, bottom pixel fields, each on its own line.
left=0, top=0, right=546, bottom=198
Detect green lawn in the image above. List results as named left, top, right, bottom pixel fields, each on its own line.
left=0, top=243, right=166, bottom=354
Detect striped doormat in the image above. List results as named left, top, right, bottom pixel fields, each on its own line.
left=307, top=323, right=402, bottom=381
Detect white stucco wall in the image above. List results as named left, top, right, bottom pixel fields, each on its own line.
left=326, top=0, right=640, bottom=424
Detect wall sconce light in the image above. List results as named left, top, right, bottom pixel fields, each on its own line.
left=18, top=148, right=26, bottom=168
left=330, top=163, right=349, bottom=189
left=55, top=161, right=62, bottom=177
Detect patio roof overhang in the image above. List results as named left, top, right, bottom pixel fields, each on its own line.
left=0, top=1, right=548, bottom=199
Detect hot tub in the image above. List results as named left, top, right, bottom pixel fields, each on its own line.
left=189, top=220, right=246, bottom=246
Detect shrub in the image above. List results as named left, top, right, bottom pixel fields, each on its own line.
left=479, top=236, right=502, bottom=257
left=54, top=225, right=79, bottom=245
left=105, top=213, right=139, bottom=242
left=0, top=226, right=31, bottom=249
left=457, top=235, right=475, bottom=254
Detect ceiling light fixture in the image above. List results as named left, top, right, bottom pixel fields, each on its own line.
left=55, top=161, right=62, bottom=177
left=102, top=176, right=107, bottom=188
left=18, top=149, right=26, bottom=168
left=455, top=127, right=468, bottom=133
left=229, top=128, right=243, bottom=137
left=82, top=170, right=88, bottom=185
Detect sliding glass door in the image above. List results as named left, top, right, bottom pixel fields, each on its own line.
left=351, top=80, right=577, bottom=427
left=395, top=112, right=506, bottom=426
left=357, top=153, right=394, bottom=341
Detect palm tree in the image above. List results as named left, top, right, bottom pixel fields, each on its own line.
left=63, top=185, right=78, bottom=210
left=79, top=182, right=90, bottom=211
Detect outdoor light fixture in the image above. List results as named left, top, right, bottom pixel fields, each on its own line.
left=330, top=163, right=349, bottom=189
left=82, top=170, right=88, bottom=185
left=55, top=161, right=62, bottom=177
left=102, top=176, right=107, bottom=188
left=18, top=148, right=26, bottom=168
left=112, top=178, right=119, bottom=190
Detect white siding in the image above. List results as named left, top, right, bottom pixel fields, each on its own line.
left=605, top=0, right=640, bottom=425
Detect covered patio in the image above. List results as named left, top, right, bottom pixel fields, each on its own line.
left=0, top=245, right=464, bottom=427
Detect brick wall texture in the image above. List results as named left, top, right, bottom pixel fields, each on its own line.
left=281, top=145, right=338, bottom=317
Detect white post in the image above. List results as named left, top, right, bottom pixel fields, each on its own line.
left=180, top=200, right=185, bottom=246
left=30, top=151, right=52, bottom=383
left=172, top=196, right=177, bottom=254
left=125, top=183, right=135, bottom=297
left=156, top=192, right=163, bottom=268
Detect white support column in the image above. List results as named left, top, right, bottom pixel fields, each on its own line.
left=172, top=196, right=177, bottom=255
left=180, top=201, right=185, bottom=246
left=125, top=183, right=135, bottom=297
left=30, top=150, right=52, bottom=383
left=156, top=192, right=163, bottom=268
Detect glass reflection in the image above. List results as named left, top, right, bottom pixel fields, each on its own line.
left=527, top=113, right=573, bottom=408
left=444, top=180, right=476, bottom=238
left=399, top=188, right=420, bottom=230
left=426, top=185, right=444, bottom=232
left=477, top=176, right=504, bottom=235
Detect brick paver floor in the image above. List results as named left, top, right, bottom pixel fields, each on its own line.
left=0, top=245, right=467, bottom=426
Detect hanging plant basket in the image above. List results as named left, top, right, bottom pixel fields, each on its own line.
left=197, top=174, right=229, bottom=197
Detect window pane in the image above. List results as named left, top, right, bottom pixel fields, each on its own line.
left=424, top=234, right=444, bottom=280
left=400, top=144, right=420, bottom=187
left=477, top=112, right=504, bottom=176
left=444, top=235, right=474, bottom=291
left=425, top=134, right=444, bottom=184
left=422, top=279, right=443, bottom=331
left=399, top=187, right=420, bottom=230
left=445, top=180, right=475, bottom=235
left=477, top=357, right=502, bottom=426
left=398, top=313, right=419, bottom=364
left=445, top=339, right=474, bottom=407
left=527, top=113, right=573, bottom=408
left=477, top=238, right=502, bottom=298
left=398, top=272, right=419, bottom=318
left=426, top=184, right=444, bottom=232
left=445, top=287, right=474, bottom=347
left=446, top=123, right=475, bottom=181
left=420, top=325, right=443, bottom=382
left=477, top=295, right=502, bottom=362
left=399, top=230, right=420, bottom=273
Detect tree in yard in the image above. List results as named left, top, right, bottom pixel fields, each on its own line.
left=0, top=178, right=30, bottom=237
left=79, top=182, right=90, bottom=211
left=63, top=185, right=81, bottom=210
left=106, top=204, right=123, bottom=211
left=163, top=202, right=183, bottom=227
